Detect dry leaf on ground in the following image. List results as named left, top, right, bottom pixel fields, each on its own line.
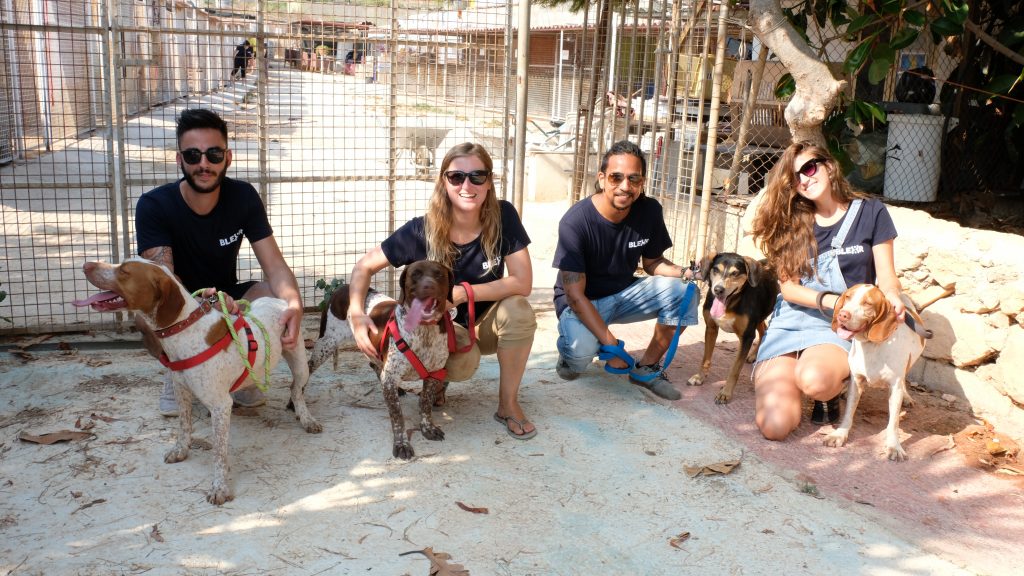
left=455, top=501, right=488, bottom=514
left=669, top=531, right=691, bottom=549
left=18, top=430, right=93, bottom=445
left=399, top=547, right=470, bottom=575
left=684, top=459, right=740, bottom=478
left=150, top=524, right=164, bottom=543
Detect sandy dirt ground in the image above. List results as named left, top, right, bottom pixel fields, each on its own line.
left=1, top=199, right=1021, bottom=576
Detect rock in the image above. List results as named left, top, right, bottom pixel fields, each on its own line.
left=941, top=393, right=959, bottom=404
left=997, top=327, right=1024, bottom=406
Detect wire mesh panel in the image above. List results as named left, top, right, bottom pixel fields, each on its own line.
left=0, top=0, right=114, bottom=333
left=0, top=0, right=516, bottom=334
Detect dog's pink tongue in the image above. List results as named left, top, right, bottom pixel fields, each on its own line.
left=71, top=292, right=119, bottom=308
left=710, top=297, right=726, bottom=319
left=836, top=326, right=856, bottom=341
left=404, top=297, right=435, bottom=332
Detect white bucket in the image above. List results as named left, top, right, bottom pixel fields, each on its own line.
left=883, top=114, right=947, bottom=202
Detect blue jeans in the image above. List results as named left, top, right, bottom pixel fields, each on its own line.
left=556, top=276, right=699, bottom=374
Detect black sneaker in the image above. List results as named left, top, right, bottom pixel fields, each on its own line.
left=555, top=354, right=580, bottom=381
left=811, top=396, right=841, bottom=425
left=629, top=364, right=681, bottom=401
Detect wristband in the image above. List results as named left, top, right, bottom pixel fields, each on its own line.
left=816, top=291, right=839, bottom=315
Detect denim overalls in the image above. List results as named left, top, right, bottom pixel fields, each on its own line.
left=755, top=199, right=863, bottom=363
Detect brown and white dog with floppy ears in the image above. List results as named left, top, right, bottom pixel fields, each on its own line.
left=308, top=260, right=477, bottom=460
left=825, top=283, right=930, bottom=461
left=73, top=258, right=321, bottom=504
left=687, top=252, right=779, bottom=404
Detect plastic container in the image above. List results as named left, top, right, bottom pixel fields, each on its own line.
left=883, top=114, right=946, bottom=202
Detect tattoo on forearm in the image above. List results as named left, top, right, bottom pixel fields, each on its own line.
left=142, top=246, right=174, bottom=270
left=561, top=270, right=583, bottom=285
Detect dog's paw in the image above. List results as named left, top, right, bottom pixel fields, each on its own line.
left=687, top=373, right=705, bottom=387
left=714, top=391, right=732, bottom=405
left=885, top=443, right=908, bottom=461
left=421, top=423, right=445, bottom=442
left=301, top=418, right=323, bottom=434
left=823, top=430, right=849, bottom=448
left=164, top=445, right=190, bottom=463
left=207, top=482, right=234, bottom=506
left=393, top=442, right=415, bottom=460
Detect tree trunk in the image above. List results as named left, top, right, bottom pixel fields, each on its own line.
left=748, top=0, right=846, bottom=146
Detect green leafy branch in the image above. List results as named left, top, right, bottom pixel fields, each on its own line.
left=314, top=278, right=345, bottom=311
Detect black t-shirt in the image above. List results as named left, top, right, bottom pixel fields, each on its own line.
left=552, top=194, right=673, bottom=317
left=381, top=200, right=531, bottom=325
left=814, top=197, right=897, bottom=287
left=136, top=177, right=273, bottom=293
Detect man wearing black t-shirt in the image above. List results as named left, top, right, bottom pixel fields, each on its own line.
left=136, top=108, right=302, bottom=416
left=552, top=140, right=698, bottom=400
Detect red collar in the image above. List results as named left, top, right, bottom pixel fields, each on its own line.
left=158, top=314, right=258, bottom=392
left=154, top=295, right=219, bottom=338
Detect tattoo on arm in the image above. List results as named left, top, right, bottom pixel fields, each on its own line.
left=141, top=246, right=174, bottom=271
left=560, top=270, right=583, bottom=285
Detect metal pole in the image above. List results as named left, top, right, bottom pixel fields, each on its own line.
left=694, top=2, right=731, bottom=259
left=512, top=0, right=531, bottom=214
left=256, top=1, right=268, bottom=205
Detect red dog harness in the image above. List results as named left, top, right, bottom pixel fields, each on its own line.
left=379, top=282, right=477, bottom=381
left=157, top=298, right=258, bottom=393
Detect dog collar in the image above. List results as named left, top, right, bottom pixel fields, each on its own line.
left=154, top=294, right=219, bottom=338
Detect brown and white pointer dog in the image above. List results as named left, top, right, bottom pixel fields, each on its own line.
left=309, top=260, right=458, bottom=460
left=74, top=258, right=321, bottom=505
left=825, top=283, right=930, bottom=461
left=687, top=252, right=779, bottom=404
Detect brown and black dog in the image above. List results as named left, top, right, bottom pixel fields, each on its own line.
left=309, top=260, right=467, bottom=459
left=687, top=252, right=779, bottom=404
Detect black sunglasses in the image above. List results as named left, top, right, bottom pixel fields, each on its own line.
left=796, top=158, right=823, bottom=178
left=605, top=172, right=644, bottom=186
left=180, top=147, right=227, bottom=165
left=444, top=170, right=491, bottom=186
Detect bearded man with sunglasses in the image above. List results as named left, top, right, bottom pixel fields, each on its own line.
left=552, top=140, right=698, bottom=401
left=135, top=108, right=302, bottom=416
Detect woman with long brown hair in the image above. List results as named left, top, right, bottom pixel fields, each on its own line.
left=751, top=141, right=905, bottom=440
left=348, top=142, right=538, bottom=439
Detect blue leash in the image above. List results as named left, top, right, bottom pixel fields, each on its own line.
left=599, top=279, right=698, bottom=383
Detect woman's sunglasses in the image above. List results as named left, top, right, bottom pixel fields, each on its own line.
left=180, top=147, right=227, bottom=165
left=796, top=158, right=823, bottom=178
left=444, top=170, right=491, bottom=186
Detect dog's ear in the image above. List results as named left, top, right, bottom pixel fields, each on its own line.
left=447, top=267, right=455, bottom=303
left=831, top=289, right=850, bottom=333
left=398, top=267, right=409, bottom=303
left=866, top=291, right=899, bottom=343
left=152, top=272, right=185, bottom=328
left=697, top=252, right=715, bottom=282
left=743, top=256, right=762, bottom=287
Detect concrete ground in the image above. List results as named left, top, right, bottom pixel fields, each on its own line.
left=0, top=198, right=1020, bottom=575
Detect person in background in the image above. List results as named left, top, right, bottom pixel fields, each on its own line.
left=232, top=39, right=253, bottom=79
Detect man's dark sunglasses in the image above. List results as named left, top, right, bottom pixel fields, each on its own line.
left=180, top=147, right=227, bottom=165
left=796, top=158, right=823, bottom=178
left=606, top=172, right=644, bottom=186
left=444, top=170, right=491, bottom=186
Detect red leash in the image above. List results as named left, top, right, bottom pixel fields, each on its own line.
left=446, top=282, right=476, bottom=354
